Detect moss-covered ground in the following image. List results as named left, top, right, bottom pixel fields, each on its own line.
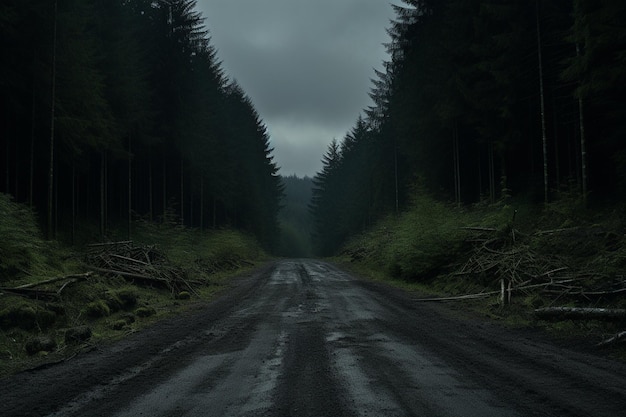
left=0, top=193, right=268, bottom=377
left=338, top=191, right=626, bottom=356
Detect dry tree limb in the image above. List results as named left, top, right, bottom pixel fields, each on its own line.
left=109, top=254, right=149, bottom=266
left=0, top=287, right=60, bottom=300
left=534, top=227, right=580, bottom=235
left=460, top=227, right=497, bottom=232
left=86, top=240, right=133, bottom=247
left=14, top=272, right=93, bottom=289
left=413, top=291, right=501, bottom=302
left=582, top=288, right=626, bottom=296
left=88, top=266, right=171, bottom=286
left=597, top=331, right=626, bottom=347
left=533, top=267, right=569, bottom=278
left=57, top=278, right=81, bottom=294
left=535, top=307, right=626, bottom=321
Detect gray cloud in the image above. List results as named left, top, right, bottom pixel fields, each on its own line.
left=197, top=0, right=395, bottom=177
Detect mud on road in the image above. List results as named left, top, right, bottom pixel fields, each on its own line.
left=2, top=259, right=626, bottom=416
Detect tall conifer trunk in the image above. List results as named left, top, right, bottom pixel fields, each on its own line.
left=148, top=147, right=153, bottom=222
left=71, top=161, right=76, bottom=245
left=47, top=0, right=58, bottom=240
left=488, top=140, right=495, bottom=203
left=213, top=196, right=217, bottom=229
left=30, top=51, right=36, bottom=208
left=128, top=135, right=132, bottom=240
left=200, top=177, right=204, bottom=231
left=452, top=122, right=461, bottom=206
left=180, top=157, right=184, bottom=226
left=576, top=44, right=588, bottom=205
left=100, top=151, right=106, bottom=240
left=162, top=153, right=167, bottom=222
left=536, top=0, right=549, bottom=203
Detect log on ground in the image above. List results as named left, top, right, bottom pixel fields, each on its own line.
left=535, top=307, right=626, bottom=321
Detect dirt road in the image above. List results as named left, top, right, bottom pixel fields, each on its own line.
left=2, top=259, right=626, bottom=416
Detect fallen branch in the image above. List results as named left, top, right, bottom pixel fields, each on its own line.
left=460, top=227, right=497, bottom=232
left=87, top=240, right=133, bottom=247
left=88, top=267, right=170, bottom=285
left=109, top=254, right=149, bottom=266
left=0, top=287, right=60, bottom=300
left=535, top=307, right=626, bottom=321
left=414, top=290, right=500, bottom=302
left=534, top=227, right=580, bottom=236
left=534, top=267, right=569, bottom=278
left=597, top=331, right=626, bottom=347
left=14, top=272, right=93, bottom=289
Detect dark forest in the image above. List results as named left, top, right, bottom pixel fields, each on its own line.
left=310, top=0, right=626, bottom=256
left=0, top=0, right=282, bottom=249
left=2, top=0, right=626, bottom=259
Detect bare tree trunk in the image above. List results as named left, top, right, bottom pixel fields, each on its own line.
left=54, top=157, right=58, bottom=238
left=4, top=139, right=9, bottom=194
left=71, top=161, right=75, bottom=245
left=14, top=141, right=19, bottom=199
left=552, top=92, right=560, bottom=190
left=162, top=153, right=166, bottom=222
left=576, top=43, right=588, bottom=206
left=477, top=149, right=483, bottom=199
left=180, top=157, right=184, bottom=226
left=105, top=151, right=108, bottom=233
left=578, top=95, right=587, bottom=203
left=128, top=135, right=132, bottom=240
left=30, top=51, right=36, bottom=208
left=394, top=142, right=399, bottom=214
left=100, top=151, right=105, bottom=240
left=212, top=195, right=217, bottom=229
left=189, top=189, right=193, bottom=228
left=537, top=0, right=549, bottom=204
left=452, top=122, right=461, bottom=206
left=148, top=148, right=153, bottom=222
left=488, top=140, right=495, bottom=203
left=200, top=177, right=204, bottom=231
left=47, top=0, right=58, bottom=240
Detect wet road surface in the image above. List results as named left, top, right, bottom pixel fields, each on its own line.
left=3, top=259, right=626, bottom=416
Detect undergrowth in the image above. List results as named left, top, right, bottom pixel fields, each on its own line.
left=0, top=194, right=79, bottom=285
left=0, top=193, right=267, bottom=377
left=340, top=191, right=626, bottom=347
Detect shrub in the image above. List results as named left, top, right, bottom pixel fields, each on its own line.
left=135, top=306, right=156, bottom=317
left=25, top=336, right=57, bottom=356
left=83, top=300, right=111, bottom=318
left=105, top=288, right=138, bottom=312
left=64, top=326, right=92, bottom=345
left=0, top=194, right=46, bottom=283
left=109, top=320, right=128, bottom=330
left=177, top=291, right=190, bottom=300
left=343, top=194, right=468, bottom=281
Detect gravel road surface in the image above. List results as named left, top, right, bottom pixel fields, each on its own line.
left=2, top=259, right=626, bottom=416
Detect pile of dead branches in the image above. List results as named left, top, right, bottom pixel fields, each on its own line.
left=85, top=241, right=198, bottom=295
left=453, top=226, right=626, bottom=304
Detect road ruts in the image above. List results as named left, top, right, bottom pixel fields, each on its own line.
left=2, top=259, right=626, bottom=417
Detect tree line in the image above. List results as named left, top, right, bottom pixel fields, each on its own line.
left=0, top=0, right=282, bottom=249
left=310, top=0, right=626, bottom=256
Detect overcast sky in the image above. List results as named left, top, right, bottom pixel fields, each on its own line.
left=196, top=0, right=397, bottom=178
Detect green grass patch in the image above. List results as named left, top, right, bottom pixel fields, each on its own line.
left=0, top=194, right=268, bottom=377
left=341, top=194, right=472, bottom=282
left=340, top=191, right=626, bottom=349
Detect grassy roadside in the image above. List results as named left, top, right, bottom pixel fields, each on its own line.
left=338, top=192, right=626, bottom=355
left=0, top=194, right=268, bottom=377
